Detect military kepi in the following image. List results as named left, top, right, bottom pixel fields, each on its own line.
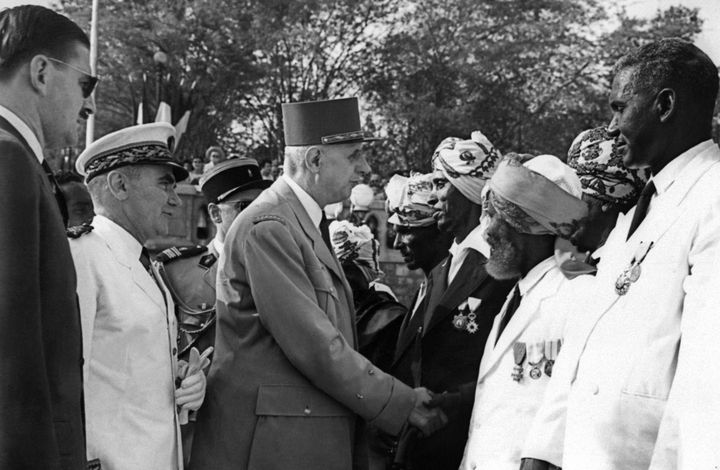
left=199, top=158, right=271, bottom=204
left=282, top=97, right=380, bottom=146
left=76, top=122, right=188, bottom=182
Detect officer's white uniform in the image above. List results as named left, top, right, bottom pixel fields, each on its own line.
left=71, top=215, right=181, bottom=470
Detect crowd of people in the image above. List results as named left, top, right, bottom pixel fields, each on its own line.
left=2, top=4, right=720, bottom=470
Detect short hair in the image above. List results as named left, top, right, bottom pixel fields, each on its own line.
left=205, top=146, right=225, bottom=160
left=0, top=5, right=89, bottom=79
left=614, top=38, right=719, bottom=124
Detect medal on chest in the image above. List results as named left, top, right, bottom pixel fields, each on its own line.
left=615, top=241, right=654, bottom=296
left=527, top=342, right=545, bottom=380
left=543, top=339, right=562, bottom=377
left=512, top=342, right=526, bottom=382
left=452, top=297, right=482, bottom=334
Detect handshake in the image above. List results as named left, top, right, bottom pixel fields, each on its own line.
left=406, top=387, right=459, bottom=437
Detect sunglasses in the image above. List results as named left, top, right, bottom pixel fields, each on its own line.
left=47, top=57, right=99, bottom=98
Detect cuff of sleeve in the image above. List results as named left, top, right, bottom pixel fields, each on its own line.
left=367, top=378, right=415, bottom=435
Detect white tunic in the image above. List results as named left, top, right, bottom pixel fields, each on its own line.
left=523, top=141, right=720, bottom=470
left=71, top=215, right=181, bottom=470
left=460, top=256, right=573, bottom=470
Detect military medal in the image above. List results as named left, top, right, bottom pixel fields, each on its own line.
left=452, top=313, right=468, bottom=330
left=527, top=342, right=545, bottom=380
left=544, top=339, right=562, bottom=377
left=615, top=241, right=654, bottom=296
left=465, top=297, right=482, bottom=334
left=512, top=342, right=526, bottom=382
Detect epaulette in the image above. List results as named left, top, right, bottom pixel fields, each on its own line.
left=252, top=214, right=286, bottom=225
left=66, top=222, right=94, bottom=239
left=156, top=245, right=208, bottom=264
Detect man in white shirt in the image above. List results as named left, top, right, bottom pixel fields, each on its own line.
left=71, top=122, right=207, bottom=470
left=459, top=155, right=587, bottom=470
left=0, top=6, right=95, bottom=468
left=522, top=38, right=720, bottom=470
left=191, top=97, right=445, bottom=470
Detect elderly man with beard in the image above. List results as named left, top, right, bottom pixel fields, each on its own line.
left=458, top=154, right=587, bottom=470
left=389, top=132, right=515, bottom=470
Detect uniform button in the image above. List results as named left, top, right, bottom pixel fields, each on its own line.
left=304, top=407, right=311, bottom=415
left=368, top=369, right=375, bottom=375
left=172, top=347, right=177, bottom=355
left=356, top=393, right=364, bottom=399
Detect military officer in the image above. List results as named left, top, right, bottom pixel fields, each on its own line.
left=157, top=157, right=270, bottom=363
left=71, top=122, right=206, bottom=470
left=156, top=157, right=270, bottom=467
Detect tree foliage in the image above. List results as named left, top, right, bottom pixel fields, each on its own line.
left=59, top=0, right=706, bottom=172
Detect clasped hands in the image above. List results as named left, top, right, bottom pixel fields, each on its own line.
left=407, top=387, right=450, bottom=437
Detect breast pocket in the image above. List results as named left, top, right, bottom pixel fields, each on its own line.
left=306, top=266, right=339, bottom=313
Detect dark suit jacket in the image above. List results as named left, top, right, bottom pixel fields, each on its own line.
left=0, top=117, right=85, bottom=469
left=392, top=249, right=514, bottom=470
left=190, top=178, right=415, bottom=470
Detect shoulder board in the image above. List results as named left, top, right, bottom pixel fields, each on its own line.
left=198, top=252, right=218, bottom=269
left=66, top=222, right=94, bottom=239
left=253, top=214, right=286, bottom=225
left=156, top=245, right=208, bottom=264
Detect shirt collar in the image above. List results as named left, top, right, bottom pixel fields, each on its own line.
left=652, top=139, right=713, bottom=196
left=517, top=255, right=556, bottom=297
left=211, top=237, right=224, bottom=258
left=92, top=214, right=144, bottom=263
left=283, top=174, right=323, bottom=228
left=449, top=220, right=490, bottom=259
left=0, top=104, right=44, bottom=164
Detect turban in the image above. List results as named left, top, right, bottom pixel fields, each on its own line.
left=350, top=184, right=375, bottom=211
left=432, top=130, right=502, bottom=205
left=385, top=173, right=437, bottom=228
left=486, top=155, right=588, bottom=238
left=567, top=127, right=650, bottom=207
left=329, top=220, right=381, bottom=281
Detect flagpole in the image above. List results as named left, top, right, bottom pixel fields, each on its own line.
left=85, top=0, right=99, bottom=148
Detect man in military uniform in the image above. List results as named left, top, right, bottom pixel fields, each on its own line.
left=157, top=157, right=270, bottom=363
left=156, top=157, right=270, bottom=466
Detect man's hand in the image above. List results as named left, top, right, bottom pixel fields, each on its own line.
left=427, top=390, right=462, bottom=412
left=407, top=387, right=448, bottom=437
left=175, top=369, right=206, bottom=412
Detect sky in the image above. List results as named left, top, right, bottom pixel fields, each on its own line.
left=2, top=0, right=719, bottom=62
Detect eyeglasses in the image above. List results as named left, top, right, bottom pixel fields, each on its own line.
left=47, top=57, right=99, bottom=98
left=223, top=199, right=254, bottom=212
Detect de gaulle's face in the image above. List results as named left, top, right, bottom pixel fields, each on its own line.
left=320, top=143, right=371, bottom=204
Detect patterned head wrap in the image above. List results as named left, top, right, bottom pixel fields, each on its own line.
left=329, top=220, right=381, bottom=281
left=432, top=130, right=502, bottom=205
left=385, top=173, right=437, bottom=228
left=567, top=127, right=650, bottom=207
left=486, top=155, right=588, bottom=238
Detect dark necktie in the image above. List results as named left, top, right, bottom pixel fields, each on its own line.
left=626, top=181, right=656, bottom=240
left=139, top=247, right=153, bottom=274
left=496, top=284, right=522, bottom=344
left=41, top=160, right=69, bottom=227
left=319, top=213, right=332, bottom=251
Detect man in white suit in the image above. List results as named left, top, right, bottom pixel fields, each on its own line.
left=70, top=123, right=207, bottom=470
left=521, top=38, right=720, bottom=470
left=459, top=154, right=587, bottom=470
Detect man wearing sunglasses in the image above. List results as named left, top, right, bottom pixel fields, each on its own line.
left=0, top=5, right=95, bottom=470
left=156, top=157, right=270, bottom=467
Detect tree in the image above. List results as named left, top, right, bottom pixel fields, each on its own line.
left=362, top=1, right=705, bottom=175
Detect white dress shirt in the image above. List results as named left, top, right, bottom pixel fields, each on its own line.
left=283, top=174, right=323, bottom=228
left=448, top=220, right=491, bottom=285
